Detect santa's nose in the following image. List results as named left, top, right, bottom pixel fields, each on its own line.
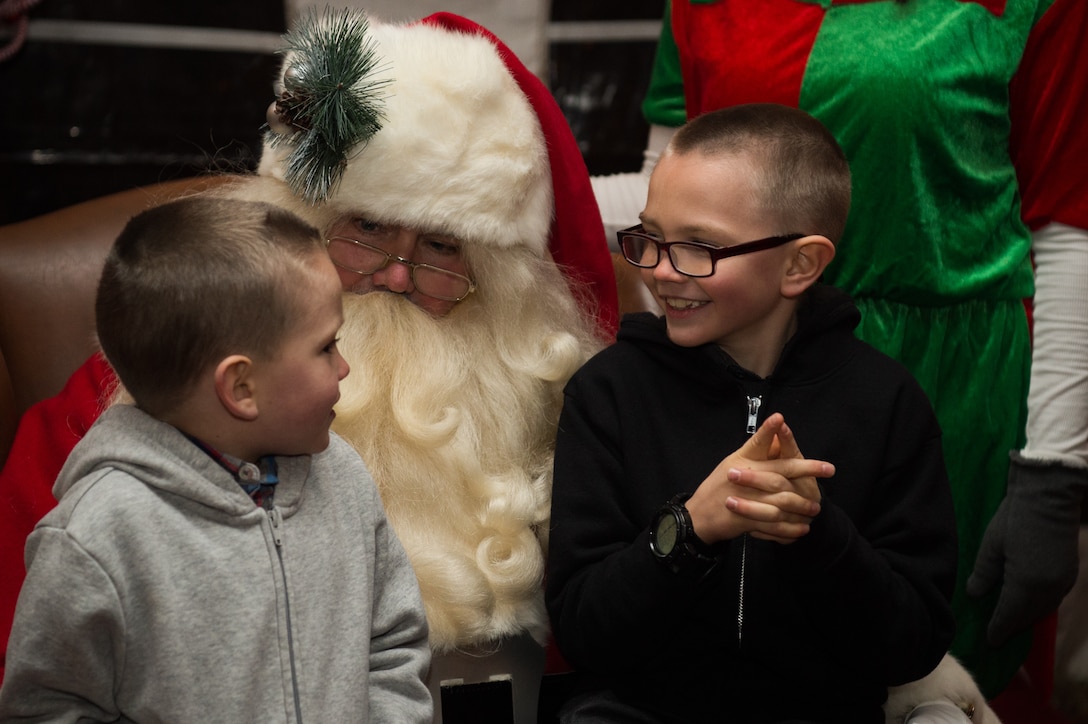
left=372, top=256, right=414, bottom=293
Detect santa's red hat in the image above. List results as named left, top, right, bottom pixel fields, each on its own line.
left=260, top=9, right=618, bottom=337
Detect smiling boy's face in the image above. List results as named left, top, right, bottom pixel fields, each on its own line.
left=638, top=149, right=801, bottom=373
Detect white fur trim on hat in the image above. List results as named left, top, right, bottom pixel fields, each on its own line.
left=258, top=17, right=553, bottom=256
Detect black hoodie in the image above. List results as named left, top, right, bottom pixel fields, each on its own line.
left=546, top=285, right=957, bottom=723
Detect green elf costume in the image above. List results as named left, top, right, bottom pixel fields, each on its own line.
left=593, top=0, right=1088, bottom=697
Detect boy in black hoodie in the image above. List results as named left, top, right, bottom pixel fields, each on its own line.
left=546, top=104, right=958, bottom=723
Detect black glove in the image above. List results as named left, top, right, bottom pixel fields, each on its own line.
left=966, top=451, right=1087, bottom=646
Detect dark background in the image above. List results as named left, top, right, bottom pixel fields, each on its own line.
left=0, top=1, right=666, bottom=225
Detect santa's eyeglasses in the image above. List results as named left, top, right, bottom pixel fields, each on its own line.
left=326, top=237, right=477, bottom=302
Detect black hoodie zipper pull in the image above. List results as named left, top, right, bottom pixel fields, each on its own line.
left=746, top=395, right=762, bottom=435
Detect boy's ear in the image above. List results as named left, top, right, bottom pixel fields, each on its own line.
left=214, top=355, right=259, bottom=421
left=782, top=235, right=836, bottom=299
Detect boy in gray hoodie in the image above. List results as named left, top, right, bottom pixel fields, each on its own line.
left=0, top=196, right=432, bottom=723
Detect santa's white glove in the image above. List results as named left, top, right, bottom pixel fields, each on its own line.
left=902, top=701, right=973, bottom=723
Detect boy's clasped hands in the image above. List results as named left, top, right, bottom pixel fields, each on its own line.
left=686, top=412, right=833, bottom=545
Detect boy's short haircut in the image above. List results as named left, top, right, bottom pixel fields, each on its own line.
left=95, top=196, right=325, bottom=416
left=670, top=103, right=852, bottom=244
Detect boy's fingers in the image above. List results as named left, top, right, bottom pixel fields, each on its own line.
left=785, top=457, right=834, bottom=480
left=729, top=460, right=834, bottom=491
left=750, top=529, right=809, bottom=544
left=738, top=413, right=785, bottom=461
left=726, top=498, right=813, bottom=540
left=775, top=420, right=804, bottom=460
left=727, top=492, right=820, bottom=520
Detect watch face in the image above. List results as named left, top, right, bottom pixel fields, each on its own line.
left=654, top=511, right=679, bottom=556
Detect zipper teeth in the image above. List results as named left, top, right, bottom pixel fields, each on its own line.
left=738, top=536, right=747, bottom=645
left=269, top=508, right=303, bottom=722
left=739, top=394, right=761, bottom=647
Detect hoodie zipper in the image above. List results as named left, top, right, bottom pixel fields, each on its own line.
left=268, top=507, right=304, bottom=723
left=745, top=396, right=762, bottom=435
left=738, top=394, right=762, bottom=647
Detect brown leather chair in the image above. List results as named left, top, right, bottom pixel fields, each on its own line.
left=0, top=175, right=233, bottom=469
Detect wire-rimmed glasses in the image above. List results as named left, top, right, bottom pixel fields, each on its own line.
left=617, top=224, right=805, bottom=278
left=326, top=236, right=477, bottom=302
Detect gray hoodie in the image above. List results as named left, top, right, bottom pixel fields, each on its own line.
left=0, top=404, right=431, bottom=723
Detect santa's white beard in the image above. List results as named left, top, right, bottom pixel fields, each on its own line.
left=332, top=291, right=568, bottom=652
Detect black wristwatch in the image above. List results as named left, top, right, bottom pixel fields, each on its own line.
left=649, top=493, right=719, bottom=575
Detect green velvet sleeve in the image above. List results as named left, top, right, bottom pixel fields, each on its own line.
left=640, top=1, right=686, bottom=128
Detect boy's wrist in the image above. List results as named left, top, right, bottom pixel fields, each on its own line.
left=649, top=494, right=720, bottom=576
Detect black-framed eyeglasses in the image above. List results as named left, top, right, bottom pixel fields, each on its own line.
left=617, top=224, right=806, bottom=278
left=326, top=237, right=477, bottom=302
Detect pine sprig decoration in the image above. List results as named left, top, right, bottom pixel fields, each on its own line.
left=265, top=8, right=388, bottom=203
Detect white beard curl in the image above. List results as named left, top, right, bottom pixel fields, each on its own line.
left=333, top=284, right=598, bottom=653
